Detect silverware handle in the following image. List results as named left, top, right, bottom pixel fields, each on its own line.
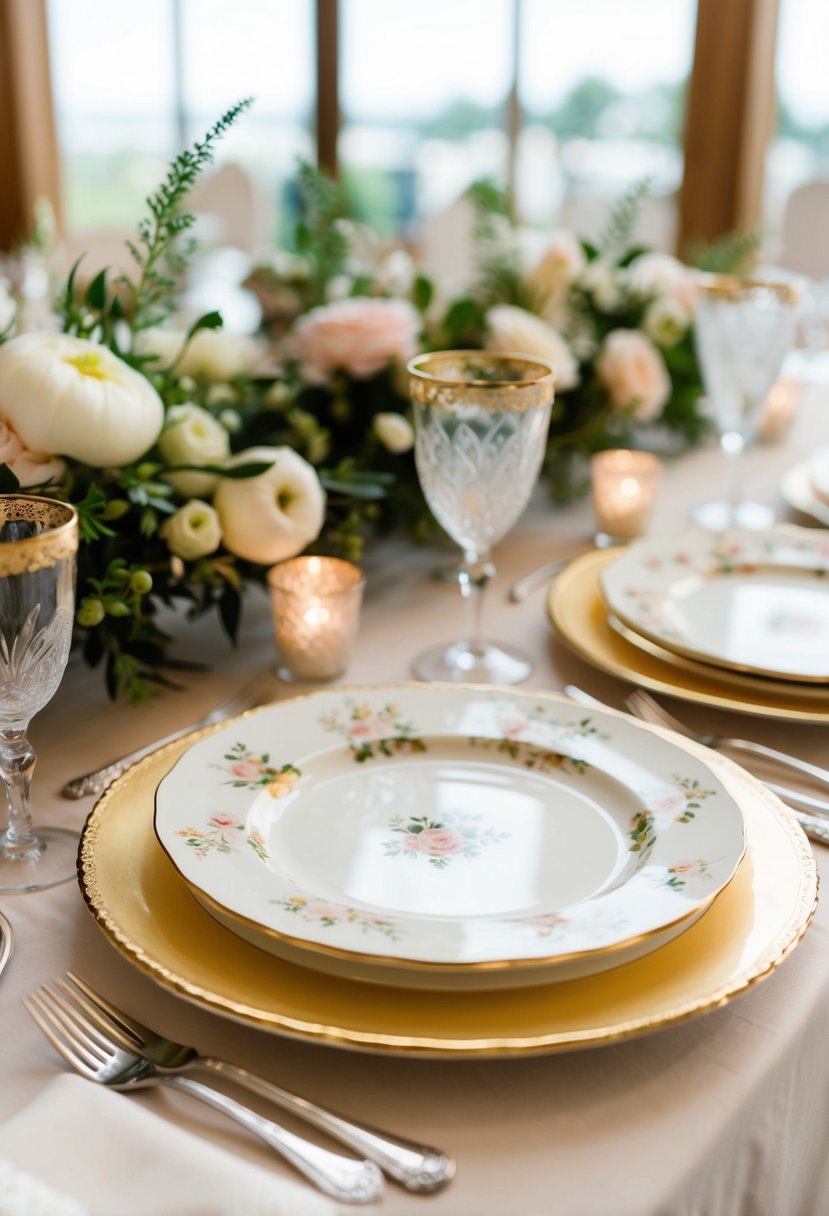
left=765, top=781, right=829, bottom=818
left=508, top=558, right=567, bottom=603
left=201, top=1058, right=453, bottom=1193
left=61, top=724, right=197, bottom=798
left=725, top=738, right=829, bottom=791
left=789, top=808, right=829, bottom=845
left=162, top=1074, right=383, bottom=1204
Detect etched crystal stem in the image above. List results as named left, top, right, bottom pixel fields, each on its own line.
left=0, top=728, right=40, bottom=861
left=459, top=553, right=495, bottom=660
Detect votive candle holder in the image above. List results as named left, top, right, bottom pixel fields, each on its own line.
left=268, top=556, right=365, bottom=681
left=590, top=449, right=663, bottom=547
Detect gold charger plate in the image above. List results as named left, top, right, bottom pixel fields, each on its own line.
left=548, top=548, right=829, bottom=723
left=78, top=722, right=817, bottom=1057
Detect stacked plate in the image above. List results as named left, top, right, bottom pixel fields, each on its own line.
left=548, top=524, right=829, bottom=723
left=79, top=683, right=817, bottom=1057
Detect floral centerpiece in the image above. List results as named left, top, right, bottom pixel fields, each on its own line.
left=0, top=103, right=713, bottom=700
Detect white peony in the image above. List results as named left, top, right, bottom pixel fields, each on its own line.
left=643, top=297, right=690, bottom=348
left=484, top=304, right=578, bottom=391
left=160, top=499, right=223, bottom=560
left=0, top=333, right=163, bottom=466
left=214, top=445, right=326, bottom=565
left=627, top=252, right=697, bottom=318
left=596, top=329, right=671, bottom=423
left=158, top=403, right=230, bottom=497
left=136, top=326, right=260, bottom=382
left=374, top=412, right=415, bottom=454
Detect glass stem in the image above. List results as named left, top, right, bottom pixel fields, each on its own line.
left=721, top=430, right=745, bottom=520
left=459, top=552, right=494, bottom=659
left=0, top=729, right=40, bottom=859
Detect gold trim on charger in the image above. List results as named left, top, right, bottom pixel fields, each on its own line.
left=548, top=548, right=829, bottom=722
left=77, top=690, right=817, bottom=1057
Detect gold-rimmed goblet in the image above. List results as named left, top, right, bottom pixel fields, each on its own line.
left=0, top=495, right=79, bottom=892
left=692, top=274, right=801, bottom=531
left=408, top=350, right=555, bottom=684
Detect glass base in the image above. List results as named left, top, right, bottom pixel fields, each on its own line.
left=690, top=499, right=776, bottom=532
left=412, top=639, right=533, bottom=685
left=0, top=826, right=79, bottom=893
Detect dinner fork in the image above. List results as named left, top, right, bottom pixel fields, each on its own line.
left=624, top=689, right=829, bottom=791
left=25, top=982, right=383, bottom=1205
left=61, top=670, right=278, bottom=798
left=58, top=972, right=454, bottom=1193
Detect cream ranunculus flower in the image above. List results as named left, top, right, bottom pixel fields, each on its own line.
left=484, top=304, right=578, bottom=391
left=527, top=229, right=586, bottom=326
left=290, top=297, right=420, bottom=383
left=214, top=445, right=326, bottom=565
left=0, top=418, right=65, bottom=487
left=158, top=403, right=231, bottom=497
left=627, top=252, right=698, bottom=318
left=160, top=500, right=223, bottom=561
left=643, top=297, right=690, bottom=348
left=596, top=329, right=671, bottom=423
left=374, top=412, right=414, bottom=454
left=136, top=327, right=260, bottom=382
left=0, top=333, right=163, bottom=466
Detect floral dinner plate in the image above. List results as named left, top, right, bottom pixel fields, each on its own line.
left=601, top=525, right=829, bottom=683
left=154, top=687, right=745, bottom=990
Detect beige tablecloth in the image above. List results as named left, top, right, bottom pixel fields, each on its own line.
left=2, top=382, right=829, bottom=1216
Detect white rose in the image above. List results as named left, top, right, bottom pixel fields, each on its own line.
left=580, top=260, right=624, bottom=312
left=484, top=304, right=578, bottom=391
left=596, top=329, right=671, bottom=423
left=627, top=252, right=698, bottom=315
left=375, top=249, right=416, bottom=298
left=0, top=333, right=163, bottom=466
left=160, top=499, right=222, bottom=561
left=0, top=417, right=65, bottom=487
left=643, top=298, right=690, bottom=348
left=214, top=445, right=326, bottom=565
left=136, top=327, right=260, bottom=382
left=158, top=403, right=230, bottom=497
left=374, top=412, right=414, bottom=454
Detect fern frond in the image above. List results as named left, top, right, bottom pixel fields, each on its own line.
left=598, top=177, right=652, bottom=262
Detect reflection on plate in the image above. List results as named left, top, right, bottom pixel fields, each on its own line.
left=781, top=462, right=829, bottom=527
left=154, top=688, right=744, bottom=990
left=601, top=526, right=829, bottom=683
left=78, top=725, right=817, bottom=1057
left=606, top=612, right=829, bottom=702
left=548, top=548, right=829, bottom=721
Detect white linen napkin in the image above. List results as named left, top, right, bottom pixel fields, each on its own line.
left=0, top=1075, right=341, bottom=1216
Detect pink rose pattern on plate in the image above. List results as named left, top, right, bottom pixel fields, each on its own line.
left=320, top=700, right=426, bottom=762
left=628, top=774, right=715, bottom=867
left=383, top=811, right=510, bottom=870
left=271, top=895, right=402, bottom=941
left=215, top=742, right=301, bottom=798
left=176, top=813, right=270, bottom=862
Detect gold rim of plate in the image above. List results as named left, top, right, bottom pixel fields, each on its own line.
left=78, top=703, right=817, bottom=1057
left=548, top=547, right=829, bottom=722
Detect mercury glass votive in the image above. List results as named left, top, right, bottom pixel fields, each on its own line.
left=268, top=556, right=365, bottom=681
left=590, top=450, right=663, bottom=547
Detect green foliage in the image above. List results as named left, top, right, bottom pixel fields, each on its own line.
left=293, top=160, right=351, bottom=305
left=598, top=177, right=652, bottom=261
left=688, top=230, right=761, bottom=276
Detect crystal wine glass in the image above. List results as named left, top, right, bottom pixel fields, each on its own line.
left=692, top=275, right=801, bottom=531
left=408, top=350, right=555, bottom=683
left=0, top=495, right=79, bottom=892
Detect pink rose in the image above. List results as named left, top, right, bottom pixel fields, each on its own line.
left=305, top=903, right=346, bottom=920
left=230, top=760, right=262, bottom=781
left=416, top=827, right=465, bottom=856
left=210, top=813, right=237, bottom=827
left=402, top=832, right=426, bottom=853
left=290, top=297, right=420, bottom=383
left=596, top=329, right=671, bottom=423
left=0, top=417, right=65, bottom=487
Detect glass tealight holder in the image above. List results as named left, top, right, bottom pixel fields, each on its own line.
left=590, top=450, right=663, bottom=547
left=268, top=556, right=365, bottom=682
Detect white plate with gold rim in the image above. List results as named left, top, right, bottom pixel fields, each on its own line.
left=154, top=686, right=745, bottom=991
left=601, top=525, right=829, bottom=683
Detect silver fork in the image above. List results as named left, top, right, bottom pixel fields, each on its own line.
left=60, top=972, right=453, bottom=1193
left=25, top=982, right=383, bottom=1205
left=61, top=670, right=277, bottom=799
left=624, top=689, right=829, bottom=791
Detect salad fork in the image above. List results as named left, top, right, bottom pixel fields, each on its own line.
left=25, top=982, right=383, bottom=1205
left=58, top=972, right=454, bottom=1193
left=624, top=689, right=829, bottom=790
